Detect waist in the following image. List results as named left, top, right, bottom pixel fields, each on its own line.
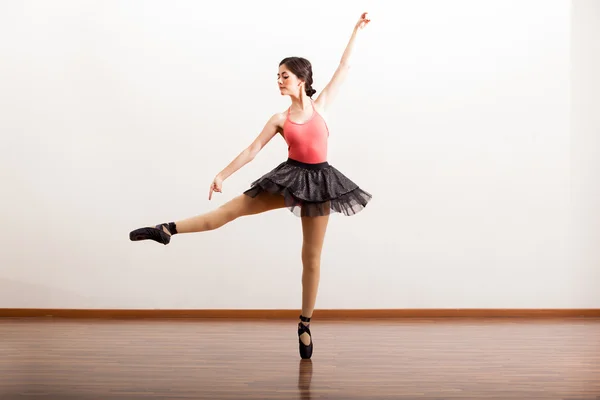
left=286, top=158, right=330, bottom=170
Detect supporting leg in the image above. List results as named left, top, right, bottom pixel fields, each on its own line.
left=297, top=212, right=330, bottom=358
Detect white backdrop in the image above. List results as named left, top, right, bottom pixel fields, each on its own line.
left=570, top=0, right=600, bottom=310
left=1, top=0, right=595, bottom=309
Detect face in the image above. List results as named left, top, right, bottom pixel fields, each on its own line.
left=277, top=65, right=303, bottom=96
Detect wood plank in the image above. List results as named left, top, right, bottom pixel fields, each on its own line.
left=1, top=308, right=600, bottom=319
left=1, top=318, right=599, bottom=399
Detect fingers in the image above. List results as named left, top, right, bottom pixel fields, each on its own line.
left=358, top=12, right=370, bottom=29
left=208, top=181, right=222, bottom=200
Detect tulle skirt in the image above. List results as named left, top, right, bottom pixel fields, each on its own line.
left=243, top=158, right=372, bottom=217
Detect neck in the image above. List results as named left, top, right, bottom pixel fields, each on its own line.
left=290, top=92, right=312, bottom=111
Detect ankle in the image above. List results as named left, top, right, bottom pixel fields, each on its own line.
left=299, top=314, right=311, bottom=326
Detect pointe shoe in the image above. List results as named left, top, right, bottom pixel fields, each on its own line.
left=298, top=315, right=313, bottom=359
left=129, top=222, right=176, bottom=245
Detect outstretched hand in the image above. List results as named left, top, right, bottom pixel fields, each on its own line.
left=355, top=12, right=371, bottom=31
left=208, top=175, right=223, bottom=200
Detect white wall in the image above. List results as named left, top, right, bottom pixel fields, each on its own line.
left=1, top=0, right=594, bottom=309
left=570, top=0, right=600, bottom=308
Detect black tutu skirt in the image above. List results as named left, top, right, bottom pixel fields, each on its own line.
left=243, top=158, right=372, bottom=217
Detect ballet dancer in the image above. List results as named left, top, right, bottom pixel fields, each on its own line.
left=130, top=12, right=372, bottom=359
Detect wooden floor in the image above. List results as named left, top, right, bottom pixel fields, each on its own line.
left=1, top=317, right=599, bottom=399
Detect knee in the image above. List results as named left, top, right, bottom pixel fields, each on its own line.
left=205, top=205, right=238, bottom=230
left=301, top=249, right=321, bottom=271
left=220, top=206, right=239, bottom=223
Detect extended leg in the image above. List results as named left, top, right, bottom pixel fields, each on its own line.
left=129, top=192, right=286, bottom=244
left=175, top=192, right=286, bottom=233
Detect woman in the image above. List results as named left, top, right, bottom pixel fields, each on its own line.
left=130, top=12, right=372, bottom=359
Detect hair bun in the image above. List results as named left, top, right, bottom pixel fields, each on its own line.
left=306, top=87, right=317, bottom=97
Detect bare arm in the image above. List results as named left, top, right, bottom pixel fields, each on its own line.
left=316, top=12, right=371, bottom=112
left=209, top=113, right=282, bottom=199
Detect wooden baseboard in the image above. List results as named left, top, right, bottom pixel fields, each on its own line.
left=1, top=309, right=599, bottom=319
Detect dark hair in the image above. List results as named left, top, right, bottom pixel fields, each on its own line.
left=279, top=57, right=317, bottom=98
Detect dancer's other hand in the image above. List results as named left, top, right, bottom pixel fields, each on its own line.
left=354, top=12, right=371, bottom=31
left=209, top=175, right=223, bottom=200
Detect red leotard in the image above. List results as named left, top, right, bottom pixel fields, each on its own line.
left=283, top=100, right=330, bottom=164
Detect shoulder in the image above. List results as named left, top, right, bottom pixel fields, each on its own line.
left=312, top=99, right=329, bottom=123
left=313, top=99, right=325, bottom=115
left=268, top=110, right=287, bottom=133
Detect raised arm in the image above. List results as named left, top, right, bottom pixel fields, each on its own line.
left=209, top=113, right=283, bottom=200
left=316, top=12, right=371, bottom=112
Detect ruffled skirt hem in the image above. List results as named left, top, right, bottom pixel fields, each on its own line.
left=243, top=158, right=372, bottom=217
